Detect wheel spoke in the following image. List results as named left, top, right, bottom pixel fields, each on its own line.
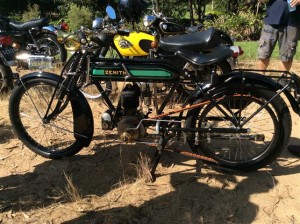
left=10, top=79, right=83, bottom=158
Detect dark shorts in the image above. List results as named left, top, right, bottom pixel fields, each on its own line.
left=258, top=24, right=299, bottom=62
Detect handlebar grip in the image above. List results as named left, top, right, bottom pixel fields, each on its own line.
left=78, top=30, right=87, bottom=44
left=117, top=30, right=130, bottom=37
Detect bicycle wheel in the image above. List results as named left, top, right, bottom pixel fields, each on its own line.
left=9, top=78, right=84, bottom=158
left=185, top=88, right=291, bottom=171
left=175, top=60, right=232, bottom=103
left=80, top=81, right=112, bottom=99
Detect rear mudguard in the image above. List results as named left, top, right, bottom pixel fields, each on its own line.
left=190, top=71, right=300, bottom=115
left=215, top=29, right=234, bottom=46
left=42, top=25, right=57, bottom=34
left=17, top=72, right=94, bottom=147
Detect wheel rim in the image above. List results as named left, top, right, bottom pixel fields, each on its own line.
left=195, top=95, right=278, bottom=165
left=16, top=81, right=78, bottom=153
left=0, top=72, right=3, bottom=88
left=37, top=37, right=62, bottom=62
left=80, top=81, right=112, bottom=99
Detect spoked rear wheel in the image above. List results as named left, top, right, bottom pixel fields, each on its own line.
left=37, top=34, right=67, bottom=63
left=185, top=88, right=291, bottom=171
left=9, top=78, right=84, bottom=158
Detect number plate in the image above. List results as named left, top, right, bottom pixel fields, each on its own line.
left=0, top=46, right=15, bottom=63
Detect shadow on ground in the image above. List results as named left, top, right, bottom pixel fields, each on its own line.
left=1, top=135, right=300, bottom=223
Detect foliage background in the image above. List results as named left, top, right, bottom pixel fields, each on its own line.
left=0, top=0, right=266, bottom=40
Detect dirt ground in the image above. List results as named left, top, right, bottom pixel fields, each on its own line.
left=1, top=60, right=300, bottom=224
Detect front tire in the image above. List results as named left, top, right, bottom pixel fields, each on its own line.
left=9, top=78, right=84, bottom=158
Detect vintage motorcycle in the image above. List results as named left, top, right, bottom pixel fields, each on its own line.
left=0, top=15, right=66, bottom=70
left=8, top=6, right=292, bottom=181
left=43, top=19, right=81, bottom=53
left=140, top=8, right=241, bottom=69
left=0, top=32, right=16, bottom=93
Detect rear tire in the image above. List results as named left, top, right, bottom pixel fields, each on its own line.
left=175, top=60, right=232, bottom=103
left=37, top=34, right=67, bottom=63
left=185, top=87, right=291, bottom=171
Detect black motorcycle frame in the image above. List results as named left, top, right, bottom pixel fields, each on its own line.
left=20, top=46, right=298, bottom=180
left=10, top=25, right=299, bottom=181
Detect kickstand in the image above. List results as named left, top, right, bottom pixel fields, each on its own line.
left=149, top=134, right=174, bottom=182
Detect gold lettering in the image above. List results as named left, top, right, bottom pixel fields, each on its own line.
left=104, top=70, right=126, bottom=75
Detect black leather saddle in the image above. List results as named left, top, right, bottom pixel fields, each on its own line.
left=175, top=46, right=233, bottom=66
left=9, top=18, right=49, bottom=31
left=159, top=27, right=222, bottom=53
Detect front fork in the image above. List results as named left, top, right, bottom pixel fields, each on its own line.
left=20, top=72, right=94, bottom=146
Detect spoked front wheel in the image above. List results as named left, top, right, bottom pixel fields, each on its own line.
left=9, top=78, right=85, bottom=158
left=185, top=88, right=291, bottom=171
left=80, top=81, right=112, bottom=99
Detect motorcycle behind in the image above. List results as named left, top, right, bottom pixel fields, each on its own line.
left=0, top=32, right=16, bottom=93
left=43, top=19, right=81, bottom=54
left=0, top=15, right=66, bottom=70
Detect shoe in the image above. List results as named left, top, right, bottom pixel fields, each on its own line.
left=287, top=145, right=300, bottom=157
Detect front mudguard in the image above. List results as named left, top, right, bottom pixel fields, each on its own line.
left=17, top=72, right=94, bottom=147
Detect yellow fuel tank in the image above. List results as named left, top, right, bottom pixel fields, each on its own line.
left=113, top=31, right=155, bottom=57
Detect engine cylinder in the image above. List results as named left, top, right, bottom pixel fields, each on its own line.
left=121, top=83, right=141, bottom=115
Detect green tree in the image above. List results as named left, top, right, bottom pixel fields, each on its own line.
left=66, top=3, right=93, bottom=31
left=22, top=4, right=41, bottom=21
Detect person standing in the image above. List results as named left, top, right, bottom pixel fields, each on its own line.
left=257, top=0, right=300, bottom=72
left=257, top=0, right=300, bottom=157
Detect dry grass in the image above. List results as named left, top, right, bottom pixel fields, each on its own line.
left=135, top=152, right=152, bottom=180
left=0, top=93, right=13, bottom=143
left=1, top=61, right=300, bottom=223
left=63, top=171, right=82, bottom=202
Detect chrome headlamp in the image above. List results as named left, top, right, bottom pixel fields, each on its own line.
left=92, top=17, right=104, bottom=29
left=143, top=15, right=155, bottom=27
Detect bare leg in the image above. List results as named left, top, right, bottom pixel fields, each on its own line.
left=257, top=58, right=270, bottom=73
left=280, top=61, right=293, bottom=71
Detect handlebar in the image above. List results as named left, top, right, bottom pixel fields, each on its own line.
left=116, top=30, right=130, bottom=37
left=77, top=30, right=87, bottom=44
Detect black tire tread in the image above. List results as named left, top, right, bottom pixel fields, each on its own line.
left=185, top=87, right=291, bottom=172
left=9, top=78, right=84, bottom=159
